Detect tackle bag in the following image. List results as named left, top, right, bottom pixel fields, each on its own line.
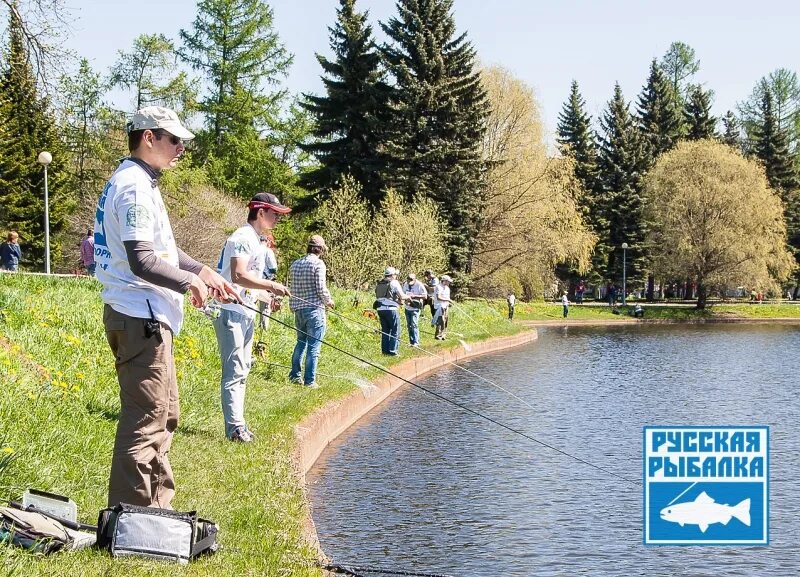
left=96, top=503, right=219, bottom=564
left=0, top=505, right=84, bottom=554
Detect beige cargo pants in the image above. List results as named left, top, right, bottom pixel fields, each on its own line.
left=103, top=305, right=179, bottom=508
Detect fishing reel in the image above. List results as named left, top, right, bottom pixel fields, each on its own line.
left=254, top=341, right=268, bottom=358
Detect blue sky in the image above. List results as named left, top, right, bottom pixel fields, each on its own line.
left=60, top=0, right=800, bottom=143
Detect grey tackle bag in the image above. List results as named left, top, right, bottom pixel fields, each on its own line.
left=96, top=503, right=219, bottom=564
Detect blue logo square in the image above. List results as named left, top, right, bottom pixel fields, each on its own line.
left=643, top=426, right=769, bottom=545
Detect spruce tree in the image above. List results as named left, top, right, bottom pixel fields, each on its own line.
left=299, top=0, right=389, bottom=208
left=380, top=0, right=489, bottom=282
left=597, top=83, right=649, bottom=289
left=751, top=91, right=799, bottom=195
left=751, top=90, right=800, bottom=282
left=684, top=85, right=717, bottom=140
left=0, top=9, right=73, bottom=269
left=637, top=59, right=683, bottom=162
left=720, top=110, right=742, bottom=151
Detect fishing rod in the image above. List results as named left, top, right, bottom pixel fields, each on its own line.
left=449, top=300, right=496, bottom=338
left=241, top=302, right=639, bottom=486
left=288, top=294, right=537, bottom=412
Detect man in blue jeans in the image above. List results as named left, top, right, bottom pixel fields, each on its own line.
left=402, top=273, right=427, bottom=346
left=288, top=235, right=335, bottom=388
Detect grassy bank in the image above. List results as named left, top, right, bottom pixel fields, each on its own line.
left=492, top=300, right=800, bottom=322
left=0, top=273, right=519, bottom=577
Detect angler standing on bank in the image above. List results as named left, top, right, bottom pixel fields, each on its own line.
left=94, top=106, right=238, bottom=508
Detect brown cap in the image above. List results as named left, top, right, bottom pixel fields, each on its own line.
left=308, top=234, right=327, bottom=249
left=248, top=192, right=292, bottom=214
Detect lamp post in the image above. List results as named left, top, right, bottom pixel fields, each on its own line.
left=37, top=151, right=52, bottom=274
left=621, top=242, right=628, bottom=306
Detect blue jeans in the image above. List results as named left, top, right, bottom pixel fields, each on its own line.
left=404, top=308, right=421, bottom=345
left=213, top=308, right=255, bottom=438
left=290, top=308, right=327, bottom=385
left=377, top=307, right=400, bottom=354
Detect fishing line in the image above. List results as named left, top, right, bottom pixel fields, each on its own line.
left=241, top=302, right=639, bottom=486
left=450, top=300, right=496, bottom=338
left=289, top=294, right=539, bottom=413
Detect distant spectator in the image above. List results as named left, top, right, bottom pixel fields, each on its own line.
left=80, top=228, right=96, bottom=276
left=506, top=292, right=516, bottom=320
left=562, top=290, right=570, bottom=318
left=575, top=280, right=585, bottom=304
left=0, top=231, right=21, bottom=271
left=634, top=303, right=644, bottom=318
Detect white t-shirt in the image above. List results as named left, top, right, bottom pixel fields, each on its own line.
left=434, top=284, right=451, bottom=310
left=217, top=224, right=266, bottom=318
left=94, top=159, right=184, bottom=333
left=403, top=280, right=428, bottom=311
left=507, top=294, right=516, bottom=306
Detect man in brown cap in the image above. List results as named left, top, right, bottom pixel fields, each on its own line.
left=288, top=234, right=334, bottom=388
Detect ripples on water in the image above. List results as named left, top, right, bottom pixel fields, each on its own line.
left=308, top=324, right=800, bottom=576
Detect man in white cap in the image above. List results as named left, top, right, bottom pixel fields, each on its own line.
left=433, top=274, right=453, bottom=340
left=402, top=273, right=427, bottom=346
left=213, top=192, right=292, bottom=443
left=94, top=106, right=239, bottom=508
left=374, top=266, right=408, bottom=355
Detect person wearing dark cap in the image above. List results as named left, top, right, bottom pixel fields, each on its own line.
left=93, top=105, right=239, bottom=508
left=213, top=192, right=292, bottom=443
left=288, top=234, right=335, bottom=388
left=423, top=269, right=439, bottom=317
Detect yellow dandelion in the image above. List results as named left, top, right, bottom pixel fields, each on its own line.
left=1, top=447, right=13, bottom=455
left=71, top=385, right=80, bottom=392
left=27, top=393, right=37, bottom=401
left=75, top=373, right=85, bottom=380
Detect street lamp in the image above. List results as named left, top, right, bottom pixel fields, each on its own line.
left=37, top=151, right=52, bottom=274
left=621, top=242, right=628, bottom=306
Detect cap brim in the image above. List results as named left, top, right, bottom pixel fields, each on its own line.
left=271, top=205, right=292, bottom=214
left=168, top=125, right=195, bottom=140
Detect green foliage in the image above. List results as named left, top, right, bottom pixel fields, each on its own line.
left=750, top=90, right=799, bottom=195
left=316, top=176, right=447, bottom=289
left=299, top=0, right=390, bottom=208
left=684, top=85, right=717, bottom=141
left=379, top=0, right=489, bottom=282
left=644, top=139, right=794, bottom=308
left=179, top=0, right=292, bottom=142
left=738, top=68, right=800, bottom=159
left=597, top=83, right=649, bottom=286
left=660, top=41, right=700, bottom=104
left=720, top=110, right=742, bottom=151
left=0, top=9, right=74, bottom=270
left=637, top=59, right=683, bottom=159
left=109, top=33, right=198, bottom=113
left=57, top=58, right=123, bottom=199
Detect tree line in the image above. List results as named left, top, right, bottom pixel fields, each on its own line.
left=1, top=2, right=797, bottom=305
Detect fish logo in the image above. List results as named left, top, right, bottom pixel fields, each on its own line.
left=660, top=491, right=750, bottom=533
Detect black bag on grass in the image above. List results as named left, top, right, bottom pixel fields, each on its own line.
left=96, top=503, right=219, bottom=564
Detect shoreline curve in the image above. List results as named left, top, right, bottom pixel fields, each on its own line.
left=292, top=328, right=538, bottom=557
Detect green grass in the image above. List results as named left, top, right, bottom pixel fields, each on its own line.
left=0, top=274, right=519, bottom=576
left=495, top=299, right=800, bottom=322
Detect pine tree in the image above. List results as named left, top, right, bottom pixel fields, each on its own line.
left=380, top=0, right=489, bottom=282
left=720, top=110, right=742, bottom=151
left=597, top=83, right=649, bottom=288
left=684, top=85, right=717, bottom=140
left=0, top=9, right=73, bottom=270
left=299, top=0, right=389, bottom=208
left=179, top=0, right=292, bottom=143
left=750, top=90, right=800, bottom=284
left=751, top=90, right=799, bottom=195
left=557, top=80, right=600, bottom=197
left=637, top=59, right=683, bottom=162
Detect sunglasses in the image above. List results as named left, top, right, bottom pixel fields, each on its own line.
left=153, top=130, right=182, bottom=146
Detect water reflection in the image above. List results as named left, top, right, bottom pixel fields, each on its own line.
left=308, top=324, right=800, bottom=576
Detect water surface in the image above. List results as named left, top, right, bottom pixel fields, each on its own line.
left=308, top=324, right=800, bottom=576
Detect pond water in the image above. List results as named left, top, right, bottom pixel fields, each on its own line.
left=308, top=324, right=800, bottom=576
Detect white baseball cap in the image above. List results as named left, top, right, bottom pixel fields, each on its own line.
left=384, top=266, right=398, bottom=276
left=127, top=106, right=195, bottom=140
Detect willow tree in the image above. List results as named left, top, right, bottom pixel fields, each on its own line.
left=644, top=139, right=794, bottom=308
left=471, top=65, right=596, bottom=299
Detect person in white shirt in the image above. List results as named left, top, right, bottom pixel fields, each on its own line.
left=433, top=274, right=453, bottom=340
left=402, top=273, right=428, bottom=346
left=94, top=106, right=238, bottom=508
left=506, top=292, right=516, bottom=320
left=213, top=193, right=291, bottom=443
left=562, top=290, right=570, bottom=318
